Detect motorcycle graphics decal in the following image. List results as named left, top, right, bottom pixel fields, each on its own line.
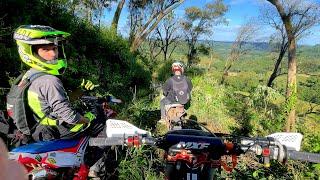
left=9, top=137, right=89, bottom=171
left=58, top=138, right=84, bottom=153
left=35, top=154, right=42, bottom=162
left=10, top=151, right=83, bottom=168
left=47, top=158, right=56, bottom=164
left=177, top=142, right=210, bottom=150
left=10, top=138, right=82, bottom=154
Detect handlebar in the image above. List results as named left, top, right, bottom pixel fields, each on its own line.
left=235, top=136, right=286, bottom=162
left=89, top=136, right=156, bottom=147
left=287, top=150, right=320, bottom=163
left=88, top=119, right=320, bottom=171
left=80, top=95, right=122, bottom=104
left=89, top=134, right=320, bottom=165
left=79, top=95, right=121, bottom=117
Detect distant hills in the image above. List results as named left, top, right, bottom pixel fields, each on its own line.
left=199, top=40, right=319, bottom=52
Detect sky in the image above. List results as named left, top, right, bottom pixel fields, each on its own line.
left=102, top=0, right=320, bottom=46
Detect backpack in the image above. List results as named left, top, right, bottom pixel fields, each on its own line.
left=6, top=72, right=45, bottom=135
left=171, top=76, right=190, bottom=105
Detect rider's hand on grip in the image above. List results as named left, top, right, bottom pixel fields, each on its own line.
left=84, top=111, right=96, bottom=121
left=80, top=79, right=99, bottom=91
left=70, top=112, right=96, bottom=132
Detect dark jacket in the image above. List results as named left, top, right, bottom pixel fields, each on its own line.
left=162, top=74, right=192, bottom=103
left=26, top=68, right=81, bottom=125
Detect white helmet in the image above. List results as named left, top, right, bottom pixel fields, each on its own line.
left=171, top=61, right=184, bottom=74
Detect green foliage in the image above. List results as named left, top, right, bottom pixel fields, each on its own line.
left=297, top=115, right=320, bottom=154
left=65, top=25, right=151, bottom=100
left=285, top=83, right=297, bottom=111
left=120, top=98, right=159, bottom=131
left=118, top=147, right=163, bottom=180
left=155, top=60, right=173, bottom=82
left=218, top=159, right=320, bottom=179
left=213, top=160, right=294, bottom=179
left=182, top=0, right=228, bottom=66
left=251, top=85, right=283, bottom=115
left=186, top=72, right=236, bottom=133
left=303, top=134, right=320, bottom=153
left=197, top=44, right=211, bottom=55
left=226, top=85, right=285, bottom=136
left=299, top=76, right=320, bottom=104
left=223, top=72, right=261, bottom=92
left=146, top=42, right=320, bottom=180
left=1, top=1, right=320, bottom=178
left=185, top=66, right=207, bottom=77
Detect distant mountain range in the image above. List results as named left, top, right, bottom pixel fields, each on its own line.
left=199, top=40, right=319, bottom=52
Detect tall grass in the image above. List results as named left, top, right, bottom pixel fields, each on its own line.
left=187, top=71, right=237, bottom=133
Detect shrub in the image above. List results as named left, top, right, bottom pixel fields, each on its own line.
left=118, top=147, right=163, bottom=180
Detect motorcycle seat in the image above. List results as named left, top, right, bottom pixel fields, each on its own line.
left=11, top=138, right=82, bottom=154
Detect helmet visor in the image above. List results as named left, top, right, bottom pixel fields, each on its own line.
left=57, top=41, right=66, bottom=59
left=19, top=36, right=66, bottom=45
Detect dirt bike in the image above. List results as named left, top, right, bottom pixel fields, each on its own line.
left=90, top=119, right=320, bottom=180
left=3, top=97, right=320, bottom=179
left=5, top=95, right=123, bottom=180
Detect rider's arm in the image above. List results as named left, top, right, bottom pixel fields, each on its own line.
left=39, top=75, right=82, bottom=124
left=186, top=76, right=193, bottom=91
left=162, top=78, right=172, bottom=96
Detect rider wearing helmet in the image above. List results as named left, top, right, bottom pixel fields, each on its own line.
left=160, top=61, right=193, bottom=120
left=13, top=25, right=90, bottom=141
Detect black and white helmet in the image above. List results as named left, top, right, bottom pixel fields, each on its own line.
left=171, top=61, right=184, bottom=73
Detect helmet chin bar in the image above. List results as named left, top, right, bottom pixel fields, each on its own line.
left=31, top=58, right=67, bottom=75
left=28, top=43, right=67, bottom=75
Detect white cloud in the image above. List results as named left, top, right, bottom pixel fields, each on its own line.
left=210, top=24, right=241, bottom=41
left=210, top=23, right=275, bottom=42
left=215, top=24, right=241, bottom=32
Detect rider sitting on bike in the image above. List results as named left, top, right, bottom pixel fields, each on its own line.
left=11, top=25, right=99, bottom=142
left=160, top=61, right=193, bottom=122
left=11, top=25, right=107, bottom=178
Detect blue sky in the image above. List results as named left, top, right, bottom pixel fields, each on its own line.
left=102, top=0, right=320, bottom=45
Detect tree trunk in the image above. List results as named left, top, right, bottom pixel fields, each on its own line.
left=86, top=7, right=92, bottom=23
left=130, top=0, right=184, bottom=52
left=221, top=63, right=232, bottom=84
left=164, top=40, right=169, bottom=61
left=112, top=0, right=126, bottom=32
left=285, top=37, right=297, bottom=132
left=130, top=12, right=166, bottom=52
left=187, top=44, right=194, bottom=66
left=267, top=0, right=297, bottom=132
left=267, top=44, right=287, bottom=87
